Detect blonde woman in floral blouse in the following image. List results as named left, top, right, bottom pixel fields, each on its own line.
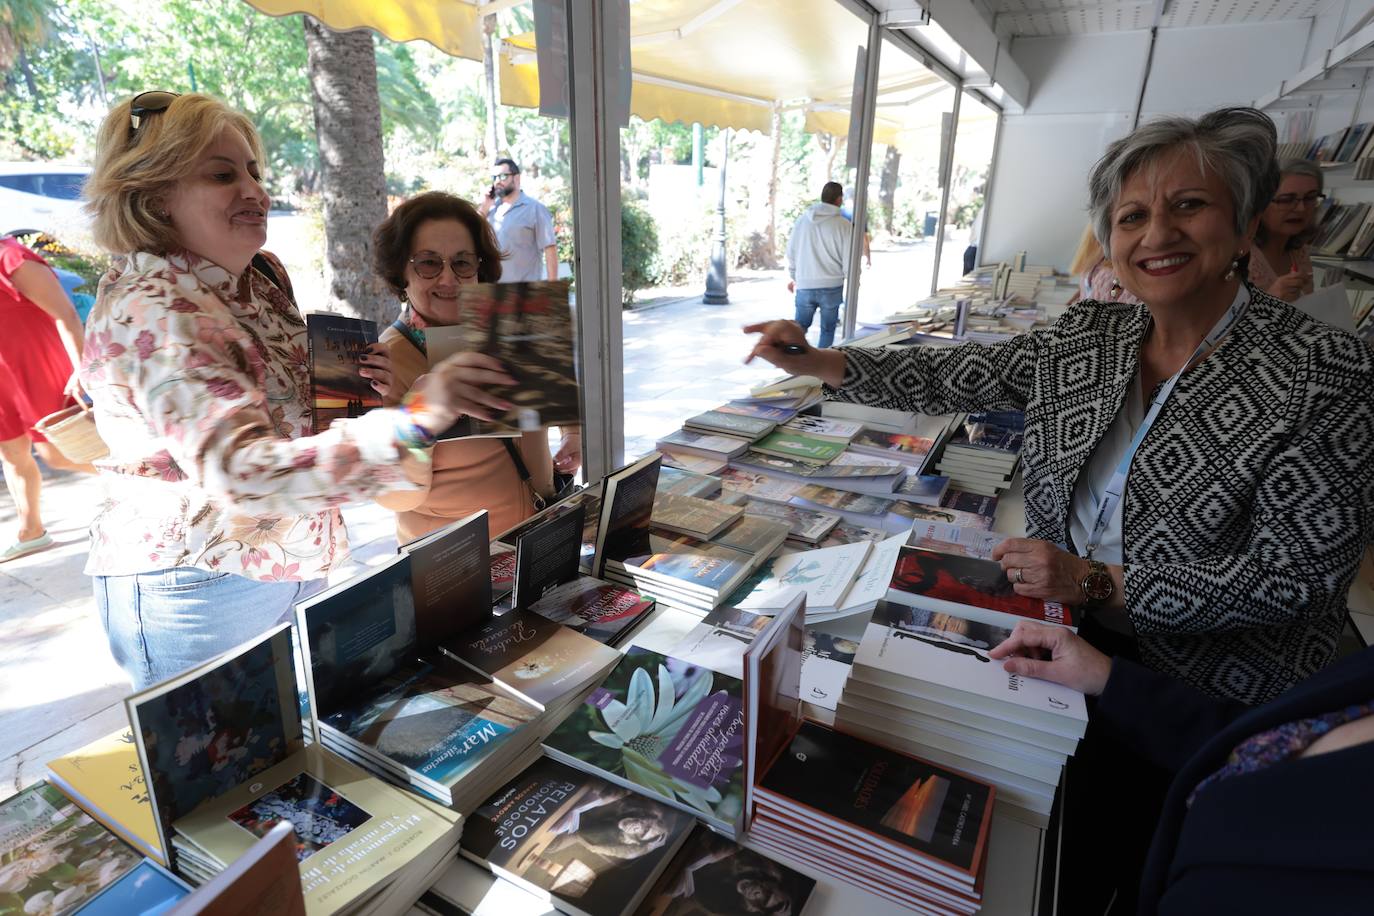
left=80, top=92, right=510, bottom=689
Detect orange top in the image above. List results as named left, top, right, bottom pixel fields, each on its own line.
left=376, top=325, right=554, bottom=544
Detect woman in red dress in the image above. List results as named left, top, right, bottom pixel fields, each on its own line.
left=0, top=237, right=94, bottom=561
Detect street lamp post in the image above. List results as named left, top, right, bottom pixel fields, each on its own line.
left=703, top=129, right=730, bottom=305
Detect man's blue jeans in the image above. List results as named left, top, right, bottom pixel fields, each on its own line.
left=794, top=286, right=844, bottom=348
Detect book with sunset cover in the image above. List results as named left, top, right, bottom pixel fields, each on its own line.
left=306, top=314, right=381, bottom=434
left=753, top=720, right=994, bottom=889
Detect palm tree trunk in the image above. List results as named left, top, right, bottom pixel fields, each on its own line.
left=879, top=145, right=901, bottom=235
left=482, top=13, right=502, bottom=158
left=303, top=17, right=392, bottom=324
left=765, top=105, right=782, bottom=263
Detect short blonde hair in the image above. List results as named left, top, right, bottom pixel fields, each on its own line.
left=85, top=93, right=266, bottom=255
left=1068, top=223, right=1104, bottom=276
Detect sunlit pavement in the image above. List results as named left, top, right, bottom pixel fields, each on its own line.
left=0, top=238, right=946, bottom=792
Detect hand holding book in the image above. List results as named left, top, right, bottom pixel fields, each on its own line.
left=404, top=350, right=518, bottom=435
left=992, top=536, right=1123, bottom=609
left=988, top=620, right=1113, bottom=695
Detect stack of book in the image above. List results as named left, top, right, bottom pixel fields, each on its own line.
left=750, top=720, right=996, bottom=914
left=730, top=449, right=905, bottom=496
left=734, top=534, right=906, bottom=622
left=935, top=411, right=1025, bottom=496
left=124, top=624, right=464, bottom=912
left=885, top=544, right=1074, bottom=630
left=838, top=600, right=1087, bottom=827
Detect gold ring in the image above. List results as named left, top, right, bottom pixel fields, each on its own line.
left=1014, top=567, right=1025, bottom=584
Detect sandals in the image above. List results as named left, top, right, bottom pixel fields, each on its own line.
left=1, top=532, right=53, bottom=562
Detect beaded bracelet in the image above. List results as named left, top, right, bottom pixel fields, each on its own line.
left=394, top=407, right=436, bottom=462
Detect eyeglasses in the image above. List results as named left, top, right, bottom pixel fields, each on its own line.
left=1272, top=192, right=1326, bottom=208
left=409, top=253, right=480, bottom=279
left=128, top=90, right=180, bottom=140
left=491, top=171, right=517, bottom=181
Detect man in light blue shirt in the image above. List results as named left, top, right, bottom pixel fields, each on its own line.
left=478, top=157, right=558, bottom=283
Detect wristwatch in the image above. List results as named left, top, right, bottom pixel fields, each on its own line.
left=1080, top=558, right=1114, bottom=605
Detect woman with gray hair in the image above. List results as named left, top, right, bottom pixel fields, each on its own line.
left=1250, top=157, right=1323, bottom=300
left=744, top=107, right=1374, bottom=707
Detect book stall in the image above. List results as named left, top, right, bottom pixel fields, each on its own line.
left=0, top=274, right=1087, bottom=915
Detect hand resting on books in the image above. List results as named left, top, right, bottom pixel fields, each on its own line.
left=992, top=537, right=1123, bottom=609
left=405, top=350, right=518, bottom=433
left=988, top=621, right=1113, bottom=696
left=742, top=320, right=847, bottom=386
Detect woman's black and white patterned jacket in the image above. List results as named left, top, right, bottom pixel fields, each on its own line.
left=829, top=286, right=1374, bottom=705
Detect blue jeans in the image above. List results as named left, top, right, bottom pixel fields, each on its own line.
left=794, top=286, right=844, bottom=348
left=94, top=567, right=324, bottom=690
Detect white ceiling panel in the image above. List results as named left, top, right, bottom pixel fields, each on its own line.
left=990, top=0, right=1326, bottom=37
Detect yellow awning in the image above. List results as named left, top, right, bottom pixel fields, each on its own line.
left=240, top=0, right=483, bottom=60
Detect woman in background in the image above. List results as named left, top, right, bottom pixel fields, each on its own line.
left=0, top=236, right=94, bottom=561
left=1069, top=222, right=1143, bottom=305
left=81, top=92, right=492, bottom=689
left=1250, top=157, right=1322, bottom=301
left=370, top=191, right=581, bottom=544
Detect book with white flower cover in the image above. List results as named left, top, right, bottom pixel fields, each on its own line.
left=0, top=780, right=177, bottom=915
left=460, top=758, right=695, bottom=916
left=735, top=541, right=872, bottom=617
left=542, top=647, right=750, bottom=835
left=443, top=610, right=620, bottom=711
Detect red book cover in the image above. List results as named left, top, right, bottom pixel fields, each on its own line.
left=887, top=546, right=1073, bottom=628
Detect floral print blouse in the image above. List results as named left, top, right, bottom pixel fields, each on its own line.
left=80, top=250, right=421, bottom=581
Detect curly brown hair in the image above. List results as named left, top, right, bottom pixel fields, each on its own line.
left=371, top=191, right=503, bottom=298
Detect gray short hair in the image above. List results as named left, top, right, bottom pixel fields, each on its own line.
left=1277, top=156, right=1324, bottom=194
left=1088, top=108, right=1278, bottom=259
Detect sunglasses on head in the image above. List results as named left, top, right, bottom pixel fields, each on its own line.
left=409, top=253, right=480, bottom=280
left=128, top=90, right=180, bottom=140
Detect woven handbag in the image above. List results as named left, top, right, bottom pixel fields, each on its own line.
left=33, top=399, right=110, bottom=464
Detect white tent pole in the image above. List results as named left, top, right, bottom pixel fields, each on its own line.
left=566, top=0, right=625, bottom=477
left=843, top=13, right=883, bottom=341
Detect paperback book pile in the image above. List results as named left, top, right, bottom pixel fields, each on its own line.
left=750, top=720, right=996, bottom=915
left=654, top=465, right=720, bottom=499
left=125, top=625, right=463, bottom=914
left=739, top=374, right=824, bottom=410
left=596, top=455, right=785, bottom=614
left=838, top=600, right=1088, bottom=827
left=729, top=449, right=904, bottom=496
left=683, top=409, right=776, bottom=442
left=460, top=757, right=696, bottom=916
left=935, top=411, right=1025, bottom=497
left=735, top=534, right=906, bottom=622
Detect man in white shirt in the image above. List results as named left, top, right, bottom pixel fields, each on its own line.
left=786, top=182, right=853, bottom=348
left=478, top=158, right=558, bottom=282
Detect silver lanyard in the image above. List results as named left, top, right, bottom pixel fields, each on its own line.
left=1083, top=286, right=1251, bottom=559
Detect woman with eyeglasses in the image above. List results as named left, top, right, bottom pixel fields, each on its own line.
left=369, top=191, right=580, bottom=544
left=80, top=94, right=506, bottom=689
left=1250, top=158, right=1324, bottom=301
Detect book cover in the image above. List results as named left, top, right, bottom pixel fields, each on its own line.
left=751, top=430, right=847, bottom=465
left=490, top=543, right=516, bottom=599
left=830, top=450, right=905, bottom=471
left=444, top=609, right=619, bottom=709
left=794, top=484, right=894, bottom=516
left=667, top=605, right=774, bottom=678
left=717, top=467, right=802, bottom=504
left=757, top=721, right=994, bottom=880
left=736, top=498, right=839, bottom=544
left=683, top=410, right=775, bottom=441
left=296, top=554, right=422, bottom=720
left=403, top=511, right=493, bottom=645
left=830, top=532, right=907, bottom=616
left=716, top=400, right=799, bottom=422
left=638, top=825, right=815, bottom=916
left=77, top=859, right=190, bottom=915
left=889, top=500, right=994, bottom=531
left=732, top=449, right=896, bottom=479
left=422, top=281, right=579, bottom=436
left=45, top=729, right=162, bottom=862
left=856, top=601, right=1088, bottom=726
left=743, top=593, right=807, bottom=822
left=171, top=822, right=300, bottom=916
left=657, top=449, right=728, bottom=476
left=530, top=577, right=657, bottom=645
left=818, top=521, right=888, bottom=547
left=0, top=781, right=147, bottom=913
left=709, top=515, right=789, bottom=557
left=463, top=758, right=695, bottom=916
left=607, top=532, right=755, bottom=597
left=543, top=647, right=748, bottom=833
left=736, top=541, right=872, bottom=614
left=887, top=546, right=1074, bottom=628
left=781, top=415, right=862, bottom=440
left=655, top=430, right=750, bottom=459
left=651, top=492, right=743, bottom=540
left=594, top=454, right=662, bottom=579
left=306, top=314, right=382, bottom=434
left=655, top=467, right=721, bottom=499
left=125, top=624, right=303, bottom=862
left=941, top=489, right=999, bottom=517
left=945, top=412, right=1025, bottom=455
left=514, top=503, right=586, bottom=610
left=849, top=429, right=936, bottom=463
left=893, top=474, right=950, bottom=505
left=323, top=663, right=537, bottom=790
left=908, top=521, right=1005, bottom=560
left=171, top=743, right=458, bottom=912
